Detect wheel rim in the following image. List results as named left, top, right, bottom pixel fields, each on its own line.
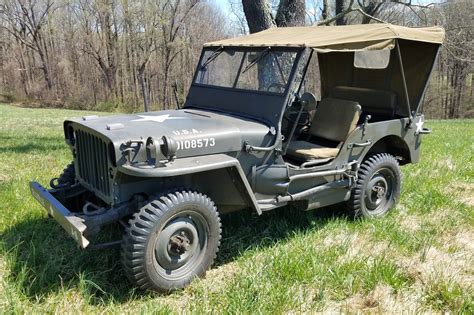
left=153, top=210, right=208, bottom=280
left=364, top=167, right=395, bottom=215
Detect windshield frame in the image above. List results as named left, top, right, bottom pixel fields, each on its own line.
left=185, top=46, right=305, bottom=128
left=191, top=46, right=303, bottom=96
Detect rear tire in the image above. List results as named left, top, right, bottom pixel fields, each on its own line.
left=121, top=191, right=221, bottom=292
left=347, top=153, right=401, bottom=218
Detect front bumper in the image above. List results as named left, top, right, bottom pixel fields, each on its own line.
left=30, top=181, right=90, bottom=248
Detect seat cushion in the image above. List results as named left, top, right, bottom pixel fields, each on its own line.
left=287, top=141, right=340, bottom=160
left=331, top=86, right=397, bottom=116
left=309, top=98, right=361, bottom=142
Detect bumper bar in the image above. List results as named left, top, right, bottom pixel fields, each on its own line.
left=30, top=181, right=90, bottom=248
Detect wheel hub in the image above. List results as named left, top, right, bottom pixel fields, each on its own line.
left=364, top=171, right=392, bottom=212
left=168, top=233, right=191, bottom=255
left=372, top=185, right=386, bottom=199
left=152, top=212, right=208, bottom=278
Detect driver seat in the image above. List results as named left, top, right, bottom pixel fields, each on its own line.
left=286, top=98, right=362, bottom=161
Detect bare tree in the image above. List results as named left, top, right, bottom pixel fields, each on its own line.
left=276, top=0, right=305, bottom=27
left=227, top=0, right=248, bottom=35
left=122, top=0, right=161, bottom=111
left=241, top=0, right=276, bottom=33
left=75, top=0, right=120, bottom=99
left=0, top=0, right=470, bottom=119
left=159, top=0, right=199, bottom=108
left=0, top=0, right=56, bottom=90
left=425, top=0, right=473, bottom=118
left=335, top=0, right=347, bottom=25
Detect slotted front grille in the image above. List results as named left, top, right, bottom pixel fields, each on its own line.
left=75, top=129, right=111, bottom=199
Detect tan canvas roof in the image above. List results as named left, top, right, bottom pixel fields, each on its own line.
left=205, top=24, right=445, bottom=52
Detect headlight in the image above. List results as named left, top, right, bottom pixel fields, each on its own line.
left=161, top=136, right=178, bottom=161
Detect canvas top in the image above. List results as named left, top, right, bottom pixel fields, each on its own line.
left=204, top=24, right=445, bottom=52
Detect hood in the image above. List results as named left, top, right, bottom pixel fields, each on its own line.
left=65, top=109, right=271, bottom=158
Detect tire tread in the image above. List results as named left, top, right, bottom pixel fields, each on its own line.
left=347, top=153, right=401, bottom=218
left=121, top=190, right=221, bottom=292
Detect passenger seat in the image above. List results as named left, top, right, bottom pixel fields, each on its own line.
left=286, top=98, right=361, bottom=161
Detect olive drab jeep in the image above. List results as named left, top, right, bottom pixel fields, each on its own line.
left=30, top=24, right=445, bottom=292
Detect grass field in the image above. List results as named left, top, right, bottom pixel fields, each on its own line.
left=0, top=104, right=472, bottom=313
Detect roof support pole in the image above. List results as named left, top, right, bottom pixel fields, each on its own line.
left=282, top=49, right=314, bottom=155
left=395, top=40, right=412, bottom=125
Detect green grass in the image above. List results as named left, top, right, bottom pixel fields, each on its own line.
left=0, top=104, right=472, bottom=313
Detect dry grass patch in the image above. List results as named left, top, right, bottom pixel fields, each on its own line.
left=332, top=284, right=426, bottom=313
left=337, top=233, right=390, bottom=263
left=196, top=261, right=240, bottom=293
left=0, top=172, right=11, bottom=183
left=454, top=230, right=474, bottom=252
left=449, top=182, right=474, bottom=207
left=321, top=229, right=353, bottom=248
left=399, top=247, right=471, bottom=287
left=398, top=213, right=422, bottom=233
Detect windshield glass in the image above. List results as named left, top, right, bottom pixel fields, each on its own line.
left=194, top=48, right=298, bottom=94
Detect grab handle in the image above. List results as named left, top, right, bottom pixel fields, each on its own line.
left=347, top=140, right=372, bottom=149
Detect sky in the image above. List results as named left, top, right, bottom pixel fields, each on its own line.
left=213, top=0, right=232, bottom=14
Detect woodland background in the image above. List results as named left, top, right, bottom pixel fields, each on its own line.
left=0, top=0, right=472, bottom=119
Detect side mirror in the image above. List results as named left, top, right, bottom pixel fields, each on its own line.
left=300, top=92, right=317, bottom=112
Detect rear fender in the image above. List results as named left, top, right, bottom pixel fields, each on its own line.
left=342, top=118, right=419, bottom=164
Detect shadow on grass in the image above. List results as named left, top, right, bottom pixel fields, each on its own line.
left=0, top=204, right=348, bottom=305
left=0, top=135, right=64, bottom=154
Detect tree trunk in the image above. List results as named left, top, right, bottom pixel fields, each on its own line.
left=241, top=0, right=276, bottom=33
left=138, top=63, right=149, bottom=112
left=241, top=0, right=306, bottom=91
left=37, top=48, right=53, bottom=90
left=275, top=0, right=305, bottom=27
left=361, top=1, right=380, bottom=24
left=322, top=0, right=329, bottom=20
left=162, top=46, right=171, bottom=110
left=335, top=0, right=347, bottom=25
left=18, top=46, right=30, bottom=96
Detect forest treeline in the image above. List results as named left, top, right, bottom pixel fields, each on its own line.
left=0, top=0, right=472, bottom=118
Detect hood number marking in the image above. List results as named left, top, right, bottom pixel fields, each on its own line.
left=177, top=138, right=215, bottom=150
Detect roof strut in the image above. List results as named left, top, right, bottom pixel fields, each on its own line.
left=282, top=50, right=314, bottom=156
left=395, top=40, right=412, bottom=126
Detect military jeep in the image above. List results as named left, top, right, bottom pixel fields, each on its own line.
left=30, top=24, right=444, bottom=292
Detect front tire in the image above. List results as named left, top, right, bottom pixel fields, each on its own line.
left=347, top=153, right=401, bottom=218
left=121, top=191, right=221, bottom=292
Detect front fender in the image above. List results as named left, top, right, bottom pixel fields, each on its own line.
left=118, top=154, right=261, bottom=214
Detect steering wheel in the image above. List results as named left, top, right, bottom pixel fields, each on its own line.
left=283, top=101, right=311, bottom=127
left=266, top=82, right=286, bottom=93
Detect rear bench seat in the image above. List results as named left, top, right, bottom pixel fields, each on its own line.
left=331, top=86, right=398, bottom=122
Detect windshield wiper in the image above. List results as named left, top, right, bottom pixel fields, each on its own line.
left=200, top=47, right=225, bottom=70
left=241, top=48, right=271, bottom=74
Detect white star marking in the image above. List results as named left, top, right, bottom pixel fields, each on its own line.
left=415, top=116, right=424, bottom=134
left=132, top=114, right=186, bottom=123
